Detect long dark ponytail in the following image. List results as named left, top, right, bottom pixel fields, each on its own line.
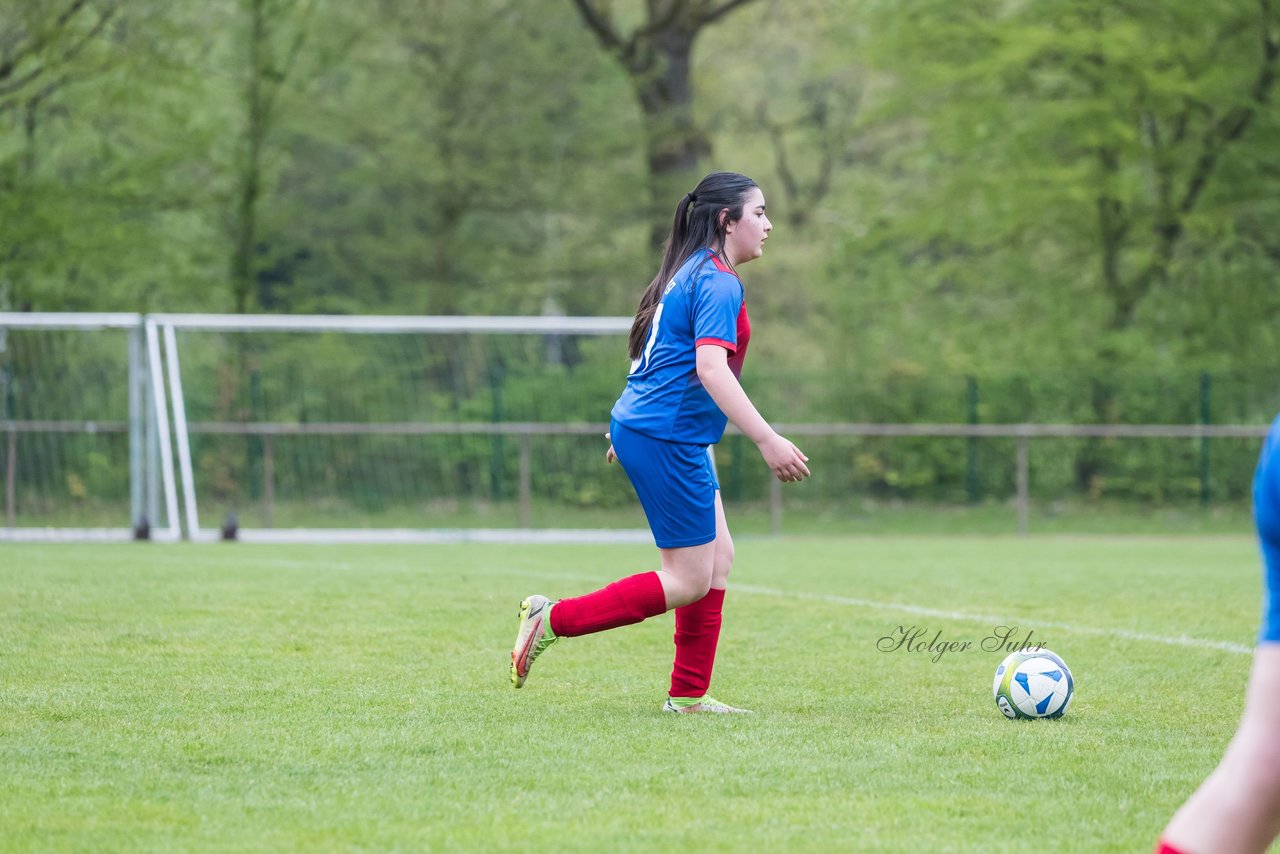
left=627, top=171, right=759, bottom=361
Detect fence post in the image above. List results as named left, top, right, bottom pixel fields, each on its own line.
left=5, top=425, right=13, bottom=529
left=770, top=477, right=782, bottom=537
left=249, top=368, right=263, bottom=502
left=966, top=375, right=980, bottom=503
left=731, top=433, right=744, bottom=502
left=489, top=365, right=504, bottom=502
left=4, top=370, right=13, bottom=528
left=262, top=433, right=274, bottom=528
left=518, top=433, right=531, bottom=528
left=1199, top=372, right=1212, bottom=506
left=1015, top=432, right=1029, bottom=535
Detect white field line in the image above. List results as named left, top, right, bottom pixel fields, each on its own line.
left=509, top=568, right=1253, bottom=655
left=47, top=553, right=1241, bottom=658
left=730, top=583, right=1254, bottom=656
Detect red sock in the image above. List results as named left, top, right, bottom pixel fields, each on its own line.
left=669, top=587, right=725, bottom=699
left=548, top=571, right=667, bottom=637
left=1154, top=843, right=1189, bottom=854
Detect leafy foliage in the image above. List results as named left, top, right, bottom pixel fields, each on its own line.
left=2, top=0, right=1279, bottom=512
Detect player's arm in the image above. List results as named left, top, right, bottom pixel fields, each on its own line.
left=695, top=344, right=809, bottom=482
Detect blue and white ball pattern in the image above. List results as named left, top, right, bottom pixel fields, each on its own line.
left=992, top=649, right=1074, bottom=719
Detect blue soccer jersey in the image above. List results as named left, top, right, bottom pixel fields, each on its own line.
left=611, top=248, right=751, bottom=445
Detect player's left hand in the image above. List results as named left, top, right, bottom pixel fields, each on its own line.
left=758, top=432, right=810, bottom=482
left=605, top=432, right=617, bottom=464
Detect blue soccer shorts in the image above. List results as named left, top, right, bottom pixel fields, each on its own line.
left=1254, top=414, right=1280, bottom=643
left=610, top=418, right=719, bottom=549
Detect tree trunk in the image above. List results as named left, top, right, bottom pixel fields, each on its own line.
left=232, top=0, right=268, bottom=315
left=633, top=28, right=708, bottom=247
left=570, top=0, right=757, bottom=247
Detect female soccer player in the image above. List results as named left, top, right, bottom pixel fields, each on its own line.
left=1156, top=413, right=1280, bottom=853
left=509, top=171, right=810, bottom=713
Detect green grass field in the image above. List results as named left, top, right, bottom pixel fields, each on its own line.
left=0, top=536, right=1270, bottom=852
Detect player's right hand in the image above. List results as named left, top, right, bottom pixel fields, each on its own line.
left=604, top=432, right=617, bottom=464
left=757, top=433, right=809, bottom=482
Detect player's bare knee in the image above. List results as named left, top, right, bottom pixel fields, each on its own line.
left=668, top=573, right=712, bottom=608
left=1222, top=721, right=1280, bottom=803
left=685, top=564, right=714, bottom=603
left=713, top=540, right=735, bottom=583
left=1243, top=738, right=1280, bottom=800
left=660, top=552, right=714, bottom=607
left=718, top=536, right=735, bottom=569
left=695, top=564, right=716, bottom=601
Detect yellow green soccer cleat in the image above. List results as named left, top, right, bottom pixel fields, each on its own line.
left=510, top=595, right=557, bottom=688
left=662, top=695, right=753, bottom=714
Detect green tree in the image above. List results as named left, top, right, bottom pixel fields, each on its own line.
left=242, top=0, right=647, bottom=317
left=0, top=1, right=232, bottom=311
left=0, top=0, right=119, bottom=309
left=694, top=0, right=886, bottom=372
left=848, top=0, right=1280, bottom=377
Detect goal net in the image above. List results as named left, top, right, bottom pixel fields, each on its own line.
left=149, top=314, right=647, bottom=542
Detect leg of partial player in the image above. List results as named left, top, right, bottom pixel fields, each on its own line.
left=1157, top=644, right=1280, bottom=854
left=1158, top=439, right=1280, bottom=854
left=665, top=491, right=750, bottom=714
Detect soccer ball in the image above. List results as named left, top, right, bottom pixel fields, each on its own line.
left=992, top=649, right=1074, bottom=719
